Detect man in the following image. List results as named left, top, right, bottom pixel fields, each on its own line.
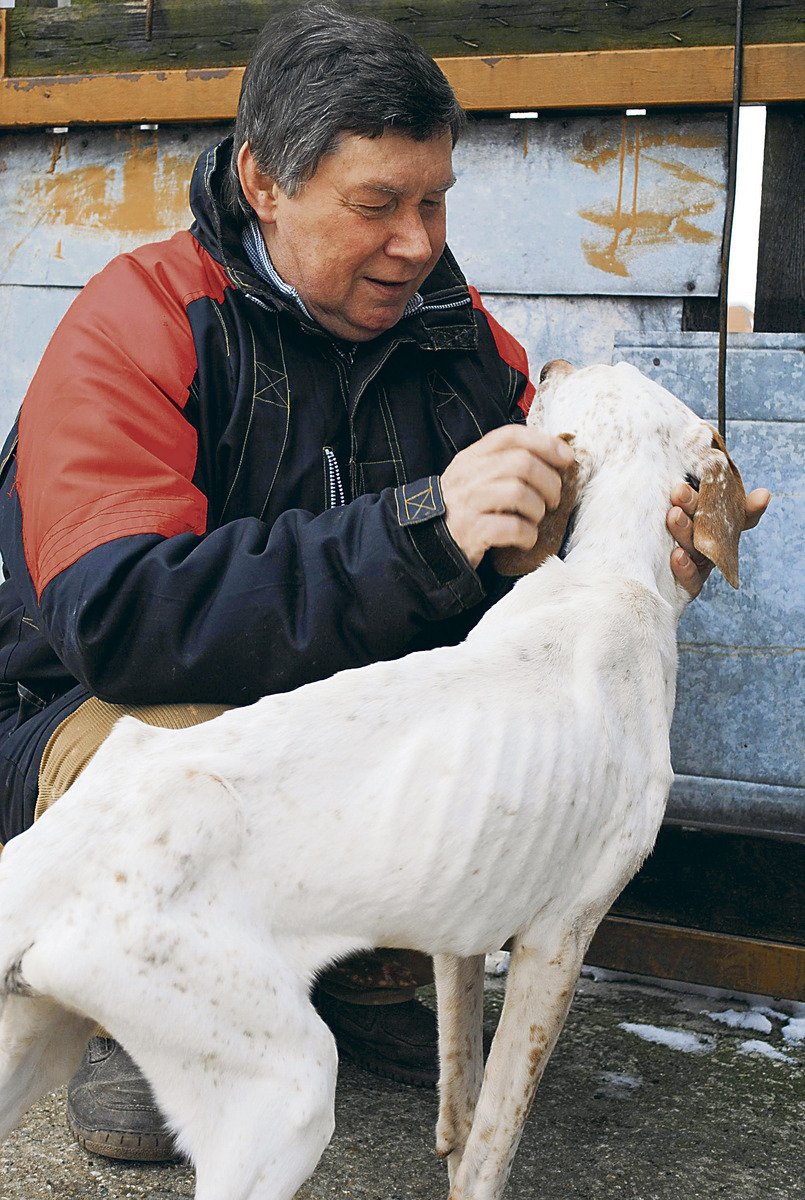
left=0, top=2, right=768, bottom=1167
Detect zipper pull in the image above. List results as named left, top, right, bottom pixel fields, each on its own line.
left=323, top=446, right=346, bottom=509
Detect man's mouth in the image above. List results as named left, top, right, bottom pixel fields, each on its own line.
left=365, top=277, right=415, bottom=293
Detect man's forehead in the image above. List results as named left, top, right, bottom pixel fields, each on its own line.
left=326, top=128, right=455, bottom=192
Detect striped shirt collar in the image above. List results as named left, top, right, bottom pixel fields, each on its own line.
left=241, top=216, right=425, bottom=323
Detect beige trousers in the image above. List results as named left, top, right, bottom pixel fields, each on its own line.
left=36, top=697, right=432, bottom=1002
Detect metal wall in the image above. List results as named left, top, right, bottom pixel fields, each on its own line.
left=5, top=113, right=799, bottom=838
left=616, top=332, right=804, bottom=839
left=0, top=113, right=723, bottom=427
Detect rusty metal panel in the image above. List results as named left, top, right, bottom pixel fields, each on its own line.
left=615, top=332, right=805, bottom=839
left=0, top=284, right=79, bottom=435
left=481, top=294, right=683, bottom=377
left=0, top=125, right=217, bottom=288
left=450, top=113, right=727, bottom=296
left=0, top=114, right=726, bottom=296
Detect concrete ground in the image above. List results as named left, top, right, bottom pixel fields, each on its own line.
left=2, top=970, right=802, bottom=1200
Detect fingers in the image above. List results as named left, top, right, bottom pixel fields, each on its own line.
left=669, top=481, right=698, bottom=515
left=743, top=488, right=771, bottom=530
left=667, top=486, right=710, bottom=598
left=440, top=427, right=575, bottom=568
left=666, top=505, right=709, bottom=569
left=671, top=546, right=710, bottom=598
left=668, top=480, right=770, bottom=600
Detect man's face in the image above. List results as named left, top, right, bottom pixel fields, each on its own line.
left=252, top=128, right=455, bottom=342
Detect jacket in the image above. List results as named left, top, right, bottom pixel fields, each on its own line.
left=0, top=136, right=534, bottom=720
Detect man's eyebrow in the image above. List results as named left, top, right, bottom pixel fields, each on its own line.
left=357, top=176, right=457, bottom=197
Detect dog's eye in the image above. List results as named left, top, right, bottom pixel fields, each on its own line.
left=685, top=473, right=700, bottom=491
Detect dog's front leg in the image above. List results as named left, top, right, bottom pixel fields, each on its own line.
left=434, top=953, right=485, bottom=1186
left=448, top=923, right=592, bottom=1200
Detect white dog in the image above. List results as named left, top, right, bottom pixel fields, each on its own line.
left=0, top=361, right=747, bottom=1200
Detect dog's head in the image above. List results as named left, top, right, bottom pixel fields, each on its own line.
left=495, top=360, right=747, bottom=588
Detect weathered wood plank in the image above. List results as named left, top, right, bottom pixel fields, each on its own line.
left=7, top=1, right=805, bottom=77
left=2, top=42, right=804, bottom=128
left=0, top=11, right=7, bottom=81
left=755, top=104, right=805, bottom=333
left=587, top=916, right=805, bottom=1000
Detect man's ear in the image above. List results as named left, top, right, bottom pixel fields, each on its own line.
left=237, top=143, right=280, bottom=224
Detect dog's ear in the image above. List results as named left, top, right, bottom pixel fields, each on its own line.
left=492, top=434, right=580, bottom=578
left=692, top=427, right=746, bottom=589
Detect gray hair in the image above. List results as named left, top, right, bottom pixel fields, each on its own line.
left=229, top=3, right=466, bottom=216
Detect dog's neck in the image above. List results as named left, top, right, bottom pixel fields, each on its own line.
left=560, top=451, right=688, bottom=617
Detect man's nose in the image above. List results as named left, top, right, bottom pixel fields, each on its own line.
left=385, top=209, right=433, bottom=264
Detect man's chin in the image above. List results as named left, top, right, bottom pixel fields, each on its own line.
left=317, top=302, right=409, bottom=342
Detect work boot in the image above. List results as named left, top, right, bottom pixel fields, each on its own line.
left=67, top=1037, right=179, bottom=1162
left=314, top=990, right=439, bottom=1088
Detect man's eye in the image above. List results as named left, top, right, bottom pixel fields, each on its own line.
left=358, top=203, right=392, bottom=214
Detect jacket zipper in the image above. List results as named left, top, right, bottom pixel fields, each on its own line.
left=323, top=446, right=346, bottom=509
left=420, top=295, right=472, bottom=313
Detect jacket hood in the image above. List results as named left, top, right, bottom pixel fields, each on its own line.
left=188, top=136, right=477, bottom=347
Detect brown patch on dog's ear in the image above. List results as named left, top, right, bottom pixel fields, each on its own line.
left=692, top=427, right=746, bottom=589
left=492, top=434, right=580, bottom=578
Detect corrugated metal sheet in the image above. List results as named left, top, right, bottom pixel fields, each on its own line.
left=614, top=332, right=805, bottom=838
left=0, top=284, right=78, bottom=433
left=0, top=117, right=797, bottom=841
left=449, top=113, right=727, bottom=296
left=0, top=113, right=727, bottom=295
left=481, top=294, right=683, bottom=377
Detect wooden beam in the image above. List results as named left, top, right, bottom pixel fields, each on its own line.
left=443, top=43, right=805, bottom=110
left=587, top=915, right=805, bottom=1001
left=0, top=11, right=8, bottom=83
left=2, top=42, right=804, bottom=128
left=7, top=1, right=805, bottom=78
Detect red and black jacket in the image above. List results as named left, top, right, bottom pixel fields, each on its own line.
left=0, top=136, right=534, bottom=835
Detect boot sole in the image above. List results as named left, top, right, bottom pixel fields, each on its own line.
left=67, top=1111, right=181, bottom=1163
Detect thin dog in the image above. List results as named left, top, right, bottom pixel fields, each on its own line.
left=0, top=361, right=748, bottom=1200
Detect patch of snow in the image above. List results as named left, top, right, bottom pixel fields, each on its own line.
left=781, top=1017, right=805, bottom=1045
left=595, top=1070, right=642, bottom=1098
left=703, top=1008, right=773, bottom=1034
left=737, top=1039, right=793, bottom=1063
left=485, top=950, right=510, bottom=976
left=751, top=1005, right=789, bottom=1023
left=581, top=968, right=805, bottom=1020
left=619, top=1023, right=716, bottom=1054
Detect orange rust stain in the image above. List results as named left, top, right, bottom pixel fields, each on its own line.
left=641, top=153, right=726, bottom=189
left=628, top=124, right=641, bottom=246
left=47, top=134, right=65, bottom=176
left=577, top=122, right=721, bottom=277
left=17, top=132, right=194, bottom=240
left=573, top=129, right=722, bottom=173
left=53, top=239, right=63, bottom=260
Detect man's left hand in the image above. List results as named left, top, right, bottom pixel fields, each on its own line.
left=667, top=483, right=772, bottom=598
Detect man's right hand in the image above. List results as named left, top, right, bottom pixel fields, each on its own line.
left=440, top=427, right=576, bottom=569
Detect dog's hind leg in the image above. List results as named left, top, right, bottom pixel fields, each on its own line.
left=125, top=984, right=338, bottom=1200
left=448, top=920, right=595, bottom=1200
left=190, top=998, right=337, bottom=1200
left=434, top=953, right=485, bottom=1186
left=0, top=992, right=94, bottom=1143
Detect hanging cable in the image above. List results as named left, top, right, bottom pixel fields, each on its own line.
left=717, top=0, right=746, bottom=444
